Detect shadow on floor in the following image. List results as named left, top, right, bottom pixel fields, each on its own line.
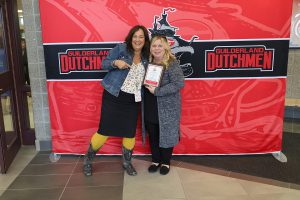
left=170, top=132, right=300, bottom=186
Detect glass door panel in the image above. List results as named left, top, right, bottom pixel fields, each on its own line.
left=1, top=90, right=17, bottom=148
left=0, top=2, right=21, bottom=174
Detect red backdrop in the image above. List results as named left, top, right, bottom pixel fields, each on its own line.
left=39, top=0, right=292, bottom=154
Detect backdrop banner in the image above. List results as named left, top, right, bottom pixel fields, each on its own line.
left=39, top=0, right=292, bottom=154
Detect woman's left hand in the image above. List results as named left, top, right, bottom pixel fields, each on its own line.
left=145, top=85, right=156, bottom=94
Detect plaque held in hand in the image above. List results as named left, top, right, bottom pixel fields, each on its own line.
left=143, top=63, right=164, bottom=87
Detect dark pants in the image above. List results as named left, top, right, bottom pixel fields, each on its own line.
left=145, top=122, right=173, bottom=165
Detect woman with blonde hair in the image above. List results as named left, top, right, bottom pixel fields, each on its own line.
left=143, top=35, right=184, bottom=175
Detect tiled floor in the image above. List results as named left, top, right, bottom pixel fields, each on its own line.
left=1, top=139, right=300, bottom=200
left=0, top=146, right=37, bottom=197
left=1, top=112, right=300, bottom=200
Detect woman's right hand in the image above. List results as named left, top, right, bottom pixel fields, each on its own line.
left=145, top=85, right=156, bottom=94
left=113, top=60, right=130, bottom=69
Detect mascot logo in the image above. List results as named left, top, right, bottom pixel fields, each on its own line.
left=149, top=8, right=199, bottom=77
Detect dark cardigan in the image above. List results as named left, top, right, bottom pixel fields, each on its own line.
left=142, top=60, right=184, bottom=148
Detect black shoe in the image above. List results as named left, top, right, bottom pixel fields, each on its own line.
left=160, top=165, right=170, bottom=175
left=148, top=163, right=160, bottom=173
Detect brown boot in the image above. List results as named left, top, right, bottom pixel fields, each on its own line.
left=83, top=144, right=98, bottom=176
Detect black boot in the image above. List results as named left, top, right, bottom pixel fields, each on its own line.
left=122, top=146, right=137, bottom=176
left=83, top=144, right=98, bottom=176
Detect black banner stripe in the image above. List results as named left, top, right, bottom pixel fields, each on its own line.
left=43, top=39, right=289, bottom=80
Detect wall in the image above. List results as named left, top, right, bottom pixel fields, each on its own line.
left=22, top=0, right=51, bottom=150
left=284, top=48, right=300, bottom=134
left=286, top=49, right=300, bottom=100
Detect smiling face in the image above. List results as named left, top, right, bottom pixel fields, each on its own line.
left=150, top=38, right=166, bottom=62
left=132, top=29, right=145, bottom=52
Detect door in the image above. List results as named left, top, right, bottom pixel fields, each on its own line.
left=0, top=0, right=21, bottom=174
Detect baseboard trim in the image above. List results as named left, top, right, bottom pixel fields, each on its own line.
left=35, top=139, right=52, bottom=151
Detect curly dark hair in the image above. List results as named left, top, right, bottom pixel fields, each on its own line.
left=125, top=25, right=150, bottom=59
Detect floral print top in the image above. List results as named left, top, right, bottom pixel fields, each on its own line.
left=121, top=62, right=145, bottom=102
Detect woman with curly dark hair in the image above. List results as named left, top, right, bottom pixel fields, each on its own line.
left=83, top=25, right=150, bottom=176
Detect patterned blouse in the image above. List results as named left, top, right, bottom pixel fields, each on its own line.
left=121, top=62, right=145, bottom=102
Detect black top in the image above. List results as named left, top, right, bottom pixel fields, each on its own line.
left=144, top=86, right=159, bottom=124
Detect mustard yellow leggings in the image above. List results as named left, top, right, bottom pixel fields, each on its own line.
left=90, top=132, right=135, bottom=151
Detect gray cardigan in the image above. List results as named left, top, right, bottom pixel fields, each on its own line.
left=142, top=60, right=184, bottom=148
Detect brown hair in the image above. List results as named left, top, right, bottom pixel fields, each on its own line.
left=125, top=25, right=150, bottom=59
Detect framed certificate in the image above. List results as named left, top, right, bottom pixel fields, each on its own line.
left=143, top=63, right=164, bottom=87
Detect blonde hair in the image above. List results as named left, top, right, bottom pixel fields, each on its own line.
left=149, top=35, right=176, bottom=69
